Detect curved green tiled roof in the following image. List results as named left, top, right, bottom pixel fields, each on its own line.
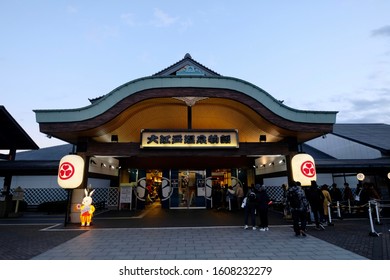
left=34, top=75, right=337, bottom=124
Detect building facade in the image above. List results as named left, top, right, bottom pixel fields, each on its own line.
left=32, top=54, right=337, bottom=219
left=2, top=54, right=389, bottom=221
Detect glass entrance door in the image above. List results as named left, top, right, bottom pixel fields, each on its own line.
left=170, top=170, right=206, bottom=209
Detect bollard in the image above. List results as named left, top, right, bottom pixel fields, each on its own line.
left=374, top=200, right=382, bottom=225
left=347, top=199, right=351, bottom=214
left=336, top=201, right=341, bottom=218
left=327, top=202, right=334, bottom=226
left=368, top=201, right=380, bottom=237
left=228, top=198, right=231, bottom=211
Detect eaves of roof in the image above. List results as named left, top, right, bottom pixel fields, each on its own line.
left=34, top=76, right=337, bottom=125
left=0, top=105, right=39, bottom=150
left=0, top=160, right=59, bottom=174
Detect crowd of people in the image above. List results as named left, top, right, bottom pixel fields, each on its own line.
left=243, top=184, right=271, bottom=231
left=212, top=182, right=272, bottom=232
left=282, top=180, right=383, bottom=237
left=211, top=179, right=383, bottom=237
left=239, top=180, right=383, bottom=237
left=211, top=183, right=245, bottom=210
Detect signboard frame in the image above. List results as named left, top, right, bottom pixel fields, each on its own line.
left=140, top=129, right=239, bottom=149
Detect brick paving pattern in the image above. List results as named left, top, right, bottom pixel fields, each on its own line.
left=0, top=208, right=389, bottom=260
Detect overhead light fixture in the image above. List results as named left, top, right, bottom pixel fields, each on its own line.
left=101, top=163, right=107, bottom=168
left=268, top=162, right=274, bottom=166
left=259, top=135, right=267, bottom=142
left=111, top=135, right=119, bottom=142
left=90, top=159, right=97, bottom=165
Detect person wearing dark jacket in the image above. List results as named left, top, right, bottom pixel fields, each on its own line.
left=307, top=180, right=325, bottom=230
left=244, top=184, right=257, bottom=230
left=330, top=183, right=342, bottom=202
left=255, top=184, right=270, bottom=231
left=286, top=181, right=309, bottom=237
left=343, top=182, right=354, bottom=202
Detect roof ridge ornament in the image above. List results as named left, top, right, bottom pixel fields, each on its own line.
left=176, top=64, right=205, bottom=76
left=173, top=96, right=208, bottom=107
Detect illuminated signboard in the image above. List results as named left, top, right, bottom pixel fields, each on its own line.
left=140, top=129, right=239, bottom=148
left=291, top=153, right=317, bottom=186
left=57, top=155, right=85, bottom=189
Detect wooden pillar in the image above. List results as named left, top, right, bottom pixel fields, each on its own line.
left=2, top=149, right=16, bottom=195
left=68, top=139, right=90, bottom=224
left=286, top=137, right=299, bottom=185
left=187, top=105, right=192, bottom=129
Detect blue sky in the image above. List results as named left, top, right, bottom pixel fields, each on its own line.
left=1, top=0, right=390, bottom=148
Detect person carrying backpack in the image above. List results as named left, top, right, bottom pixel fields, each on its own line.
left=286, top=181, right=309, bottom=237
left=244, top=184, right=257, bottom=230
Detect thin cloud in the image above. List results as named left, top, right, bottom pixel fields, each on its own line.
left=66, top=5, right=78, bottom=14
left=179, top=18, right=193, bottom=32
left=121, top=13, right=137, bottom=27
left=86, top=25, right=119, bottom=44
left=371, top=25, right=390, bottom=37
left=296, top=88, right=390, bottom=123
left=335, top=88, right=390, bottom=123
left=152, top=8, right=178, bottom=27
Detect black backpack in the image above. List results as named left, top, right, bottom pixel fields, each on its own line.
left=288, top=189, right=301, bottom=208
left=309, top=188, right=324, bottom=204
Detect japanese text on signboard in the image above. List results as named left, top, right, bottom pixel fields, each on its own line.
left=141, top=130, right=239, bottom=148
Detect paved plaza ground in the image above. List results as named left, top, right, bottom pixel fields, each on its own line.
left=0, top=205, right=389, bottom=260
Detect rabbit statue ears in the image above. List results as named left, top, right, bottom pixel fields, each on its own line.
left=84, top=188, right=95, bottom=197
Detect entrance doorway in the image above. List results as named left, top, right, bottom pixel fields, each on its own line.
left=144, top=170, right=163, bottom=205
left=170, top=170, right=207, bottom=209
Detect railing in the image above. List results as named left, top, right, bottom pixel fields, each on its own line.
left=326, top=199, right=390, bottom=237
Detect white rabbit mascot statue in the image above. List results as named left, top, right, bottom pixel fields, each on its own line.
left=77, top=189, right=95, bottom=226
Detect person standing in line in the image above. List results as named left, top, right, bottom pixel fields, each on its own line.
left=244, top=184, right=257, bottom=230
left=255, top=184, right=271, bottom=231
left=321, top=184, right=332, bottom=224
left=235, top=183, right=244, bottom=210
left=286, top=181, right=309, bottom=237
left=281, top=183, right=290, bottom=218
left=330, top=183, right=342, bottom=203
left=212, top=183, right=222, bottom=210
left=307, top=180, right=325, bottom=230
left=226, top=185, right=236, bottom=210
left=343, top=182, right=354, bottom=202
left=367, top=183, right=381, bottom=201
